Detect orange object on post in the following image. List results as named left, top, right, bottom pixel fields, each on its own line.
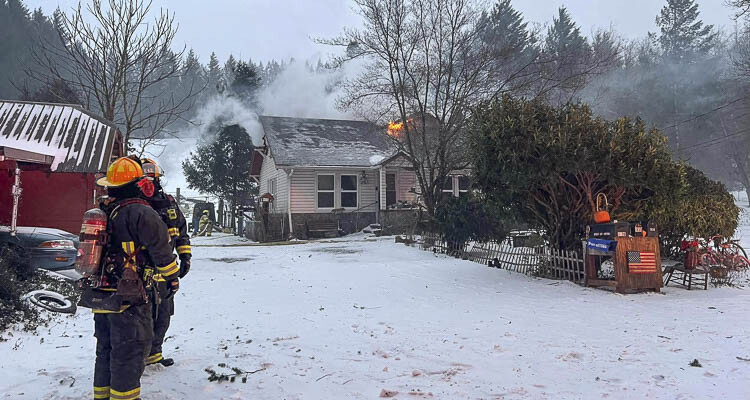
left=593, top=193, right=611, bottom=224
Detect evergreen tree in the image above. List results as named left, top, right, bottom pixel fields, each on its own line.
left=590, top=29, right=621, bottom=72
left=544, top=7, right=590, bottom=64
left=182, top=49, right=205, bottom=82
left=224, top=54, right=238, bottom=86
left=0, top=1, right=61, bottom=99
left=207, top=52, right=223, bottom=94
left=654, top=0, right=716, bottom=59
left=182, top=124, right=257, bottom=231
left=541, top=7, right=592, bottom=102
left=478, top=0, right=535, bottom=59
left=477, top=0, right=539, bottom=95
left=230, top=61, right=260, bottom=103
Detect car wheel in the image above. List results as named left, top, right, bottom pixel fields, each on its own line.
left=23, top=290, right=77, bottom=314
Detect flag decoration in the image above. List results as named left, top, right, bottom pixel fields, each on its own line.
left=627, top=251, right=657, bottom=274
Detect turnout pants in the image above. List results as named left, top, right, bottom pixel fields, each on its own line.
left=147, top=282, right=174, bottom=365
left=93, top=303, right=153, bottom=400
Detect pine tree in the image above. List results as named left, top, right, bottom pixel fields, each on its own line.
left=477, top=0, right=539, bottom=95
left=478, top=0, right=535, bottom=59
left=544, top=7, right=590, bottom=63
left=182, top=124, right=257, bottom=231
left=224, top=54, right=238, bottom=86
left=207, top=51, right=223, bottom=94
left=654, top=0, right=716, bottom=59
left=541, top=7, right=591, bottom=102
left=591, top=29, right=621, bottom=71
left=230, top=61, right=260, bottom=103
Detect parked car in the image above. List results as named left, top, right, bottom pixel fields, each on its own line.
left=0, top=226, right=79, bottom=271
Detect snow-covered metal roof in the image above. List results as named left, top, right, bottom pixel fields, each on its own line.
left=0, top=100, right=120, bottom=173
left=259, top=115, right=396, bottom=167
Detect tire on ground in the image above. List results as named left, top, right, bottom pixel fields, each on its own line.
left=23, top=290, right=77, bottom=314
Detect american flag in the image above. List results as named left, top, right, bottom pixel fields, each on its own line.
left=627, top=251, right=657, bottom=274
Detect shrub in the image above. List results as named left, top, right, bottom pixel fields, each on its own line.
left=468, top=95, right=738, bottom=253
left=434, top=194, right=508, bottom=249
left=0, top=248, right=78, bottom=338
left=650, top=165, right=740, bottom=256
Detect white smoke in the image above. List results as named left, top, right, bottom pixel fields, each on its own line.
left=258, top=59, right=355, bottom=120
left=189, top=95, right=264, bottom=146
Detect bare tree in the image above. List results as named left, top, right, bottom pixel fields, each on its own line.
left=28, top=0, right=198, bottom=147
left=727, top=0, right=750, bottom=19
left=323, top=0, right=501, bottom=216
left=324, top=0, right=615, bottom=216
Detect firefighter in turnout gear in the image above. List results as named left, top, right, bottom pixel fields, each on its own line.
left=197, top=209, right=212, bottom=236
left=140, top=158, right=191, bottom=367
left=80, top=157, right=179, bottom=400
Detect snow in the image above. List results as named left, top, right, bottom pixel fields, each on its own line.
left=369, top=154, right=386, bottom=165
left=191, top=232, right=256, bottom=246
left=0, top=101, right=117, bottom=172
left=2, top=237, right=749, bottom=398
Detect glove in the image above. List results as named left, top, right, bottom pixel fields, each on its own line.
left=179, top=255, right=191, bottom=278
left=167, top=279, right=179, bottom=298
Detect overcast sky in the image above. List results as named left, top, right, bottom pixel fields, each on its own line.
left=26, top=0, right=739, bottom=64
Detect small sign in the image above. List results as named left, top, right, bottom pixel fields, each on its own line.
left=587, top=239, right=617, bottom=252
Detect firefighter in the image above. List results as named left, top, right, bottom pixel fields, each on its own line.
left=140, top=158, right=191, bottom=367
left=198, top=209, right=212, bottom=236
left=82, top=157, right=179, bottom=400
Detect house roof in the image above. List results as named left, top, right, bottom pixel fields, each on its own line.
left=259, top=115, right=395, bottom=168
left=0, top=100, right=120, bottom=173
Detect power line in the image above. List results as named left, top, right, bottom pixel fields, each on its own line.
left=660, top=95, right=750, bottom=132
left=681, top=125, right=750, bottom=153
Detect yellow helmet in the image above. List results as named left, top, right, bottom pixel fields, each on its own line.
left=97, top=157, right=143, bottom=187
left=140, top=158, right=163, bottom=178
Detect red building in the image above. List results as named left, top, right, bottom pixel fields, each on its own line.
left=0, top=100, right=123, bottom=233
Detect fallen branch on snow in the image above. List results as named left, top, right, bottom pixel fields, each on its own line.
left=205, top=362, right=266, bottom=383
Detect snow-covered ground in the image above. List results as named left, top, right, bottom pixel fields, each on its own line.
left=191, top=232, right=256, bottom=247
left=2, top=235, right=749, bottom=399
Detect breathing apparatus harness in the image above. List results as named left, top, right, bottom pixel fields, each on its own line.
left=76, top=198, right=157, bottom=311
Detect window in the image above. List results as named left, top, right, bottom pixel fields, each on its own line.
left=317, top=175, right=335, bottom=208
left=441, top=176, right=454, bottom=201
left=458, top=176, right=470, bottom=196
left=268, top=178, right=277, bottom=196
left=386, top=173, right=397, bottom=207
left=341, top=174, right=358, bottom=208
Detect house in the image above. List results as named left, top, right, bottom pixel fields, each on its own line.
left=250, top=115, right=468, bottom=239
left=0, top=100, right=123, bottom=233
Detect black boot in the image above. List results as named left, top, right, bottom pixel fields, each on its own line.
left=158, top=358, right=174, bottom=367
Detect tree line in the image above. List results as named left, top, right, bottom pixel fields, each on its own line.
left=0, top=0, right=329, bottom=146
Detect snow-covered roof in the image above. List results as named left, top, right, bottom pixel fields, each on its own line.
left=0, top=100, right=120, bottom=173
left=259, top=115, right=396, bottom=167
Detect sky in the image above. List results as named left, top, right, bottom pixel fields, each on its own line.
left=25, top=0, right=739, bottom=64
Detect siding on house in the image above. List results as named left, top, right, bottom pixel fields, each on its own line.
left=259, top=152, right=289, bottom=214
left=290, top=168, right=379, bottom=214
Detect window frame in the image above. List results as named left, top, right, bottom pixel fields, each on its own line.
left=457, top=175, right=470, bottom=196
left=442, top=175, right=455, bottom=198
left=316, top=173, right=336, bottom=210
left=340, top=174, right=359, bottom=209
left=268, top=177, right=277, bottom=196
